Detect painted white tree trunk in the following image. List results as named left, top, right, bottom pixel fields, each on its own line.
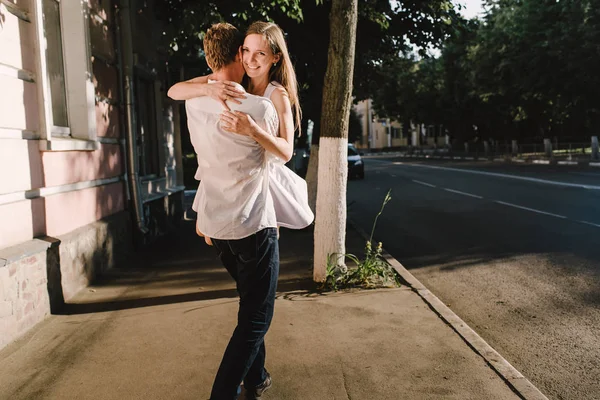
left=313, top=137, right=348, bottom=282
left=305, top=144, right=319, bottom=214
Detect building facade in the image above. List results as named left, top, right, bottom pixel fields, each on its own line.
left=352, top=99, right=448, bottom=150
left=0, top=0, right=184, bottom=349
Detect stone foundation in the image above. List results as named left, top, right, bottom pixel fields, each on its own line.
left=0, top=211, right=132, bottom=350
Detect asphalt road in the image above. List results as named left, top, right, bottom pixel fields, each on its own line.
left=346, top=158, right=600, bottom=400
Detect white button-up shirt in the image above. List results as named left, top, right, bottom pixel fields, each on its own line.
left=186, top=82, right=278, bottom=240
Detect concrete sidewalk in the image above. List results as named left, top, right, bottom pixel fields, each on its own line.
left=0, top=222, right=523, bottom=400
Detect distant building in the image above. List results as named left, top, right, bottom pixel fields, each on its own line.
left=0, top=0, right=184, bottom=349
left=352, top=99, right=448, bottom=150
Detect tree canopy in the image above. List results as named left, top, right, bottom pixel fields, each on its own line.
left=371, top=0, right=600, bottom=144
left=158, top=0, right=460, bottom=146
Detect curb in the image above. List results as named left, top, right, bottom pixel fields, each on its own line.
left=363, top=152, right=600, bottom=167
left=347, top=219, right=549, bottom=400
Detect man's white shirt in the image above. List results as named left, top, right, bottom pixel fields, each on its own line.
left=186, top=82, right=278, bottom=240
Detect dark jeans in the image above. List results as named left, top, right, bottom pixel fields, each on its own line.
left=209, top=228, right=279, bottom=400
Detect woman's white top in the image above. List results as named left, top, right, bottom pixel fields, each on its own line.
left=263, top=82, right=314, bottom=229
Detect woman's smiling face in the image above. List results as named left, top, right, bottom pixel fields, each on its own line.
left=242, top=33, right=280, bottom=79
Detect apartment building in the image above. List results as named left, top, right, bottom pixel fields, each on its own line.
left=0, top=0, right=184, bottom=349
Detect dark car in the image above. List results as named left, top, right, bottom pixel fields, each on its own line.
left=348, top=144, right=364, bottom=179
left=288, top=145, right=364, bottom=180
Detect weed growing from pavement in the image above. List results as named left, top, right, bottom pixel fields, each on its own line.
left=322, top=189, right=401, bottom=291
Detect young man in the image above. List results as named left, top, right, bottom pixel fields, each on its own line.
left=168, top=23, right=278, bottom=399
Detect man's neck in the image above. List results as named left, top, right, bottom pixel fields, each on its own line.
left=211, top=67, right=241, bottom=84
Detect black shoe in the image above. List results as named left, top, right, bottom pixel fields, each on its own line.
left=247, top=372, right=272, bottom=399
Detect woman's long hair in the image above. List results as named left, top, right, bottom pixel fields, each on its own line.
left=246, top=21, right=302, bottom=135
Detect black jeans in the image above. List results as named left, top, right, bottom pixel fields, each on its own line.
left=209, top=228, right=279, bottom=400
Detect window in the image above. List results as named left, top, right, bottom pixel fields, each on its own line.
left=35, top=0, right=98, bottom=150
left=392, top=127, right=401, bottom=139
left=136, top=76, right=160, bottom=177
left=42, top=0, right=69, bottom=133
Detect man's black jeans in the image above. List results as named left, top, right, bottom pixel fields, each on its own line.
left=209, top=228, right=279, bottom=400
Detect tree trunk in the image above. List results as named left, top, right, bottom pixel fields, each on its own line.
left=305, top=117, right=321, bottom=213
left=305, top=144, right=319, bottom=213
left=313, top=0, right=358, bottom=282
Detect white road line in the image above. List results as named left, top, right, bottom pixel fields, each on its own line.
left=444, top=188, right=483, bottom=199
left=396, top=163, right=600, bottom=190
left=495, top=201, right=567, bottom=219
left=412, top=180, right=436, bottom=188
left=578, top=220, right=600, bottom=228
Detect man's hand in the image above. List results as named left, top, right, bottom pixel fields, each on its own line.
left=208, top=81, right=246, bottom=110
left=219, top=110, right=258, bottom=136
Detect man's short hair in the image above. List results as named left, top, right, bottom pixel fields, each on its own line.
left=204, top=23, right=244, bottom=71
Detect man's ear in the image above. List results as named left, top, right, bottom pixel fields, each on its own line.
left=237, top=46, right=243, bottom=62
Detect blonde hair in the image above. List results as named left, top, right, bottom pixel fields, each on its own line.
left=204, top=23, right=244, bottom=71
left=246, top=21, right=302, bottom=134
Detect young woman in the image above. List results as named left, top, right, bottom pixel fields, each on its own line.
left=170, top=21, right=313, bottom=242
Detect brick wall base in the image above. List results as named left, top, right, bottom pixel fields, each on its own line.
left=0, top=211, right=132, bottom=350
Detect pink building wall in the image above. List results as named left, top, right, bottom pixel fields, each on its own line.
left=0, top=0, right=127, bottom=250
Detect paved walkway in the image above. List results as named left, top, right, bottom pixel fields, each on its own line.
left=0, top=221, right=522, bottom=400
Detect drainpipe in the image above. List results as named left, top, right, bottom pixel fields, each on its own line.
left=116, top=0, right=148, bottom=234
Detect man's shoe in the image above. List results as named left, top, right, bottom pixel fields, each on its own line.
left=247, top=372, right=272, bottom=398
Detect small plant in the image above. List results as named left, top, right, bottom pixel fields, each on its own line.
left=322, top=189, right=401, bottom=291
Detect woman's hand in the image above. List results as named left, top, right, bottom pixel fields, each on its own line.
left=220, top=111, right=258, bottom=136
left=207, top=81, right=246, bottom=109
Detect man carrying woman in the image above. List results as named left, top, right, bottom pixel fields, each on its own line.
left=168, top=20, right=308, bottom=400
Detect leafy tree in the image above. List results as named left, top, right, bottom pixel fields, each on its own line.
left=313, top=0, right=358, bottom=282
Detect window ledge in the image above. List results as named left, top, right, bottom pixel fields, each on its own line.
left=40, top=138, right=99, bottom=151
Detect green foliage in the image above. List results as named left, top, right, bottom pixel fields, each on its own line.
left=322, top=190, right=400, bottom=291
left=158, top=0, right=460, bottom=143
left=370, top=0, right=600, bottom=142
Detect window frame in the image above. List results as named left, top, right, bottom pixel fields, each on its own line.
left=34, top=0, right=98, bottom=151
left=134, top=67, right=162, bottom=178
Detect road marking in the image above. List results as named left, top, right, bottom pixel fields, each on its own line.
left=412, top=179, right=436, bottom=188
left=444, top=188, right=483, bottom=199
left=557, top=161, right=578, bottom=165
left=495, top=201, right=567, bottom=219
left=395, top=163, right=600, bottom=189
left=578, top=220, right=600, bottom=228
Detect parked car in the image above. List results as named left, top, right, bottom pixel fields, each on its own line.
left=348, top=144, right=365, bottom=179
left=288, top=144, right=364, bottom=180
